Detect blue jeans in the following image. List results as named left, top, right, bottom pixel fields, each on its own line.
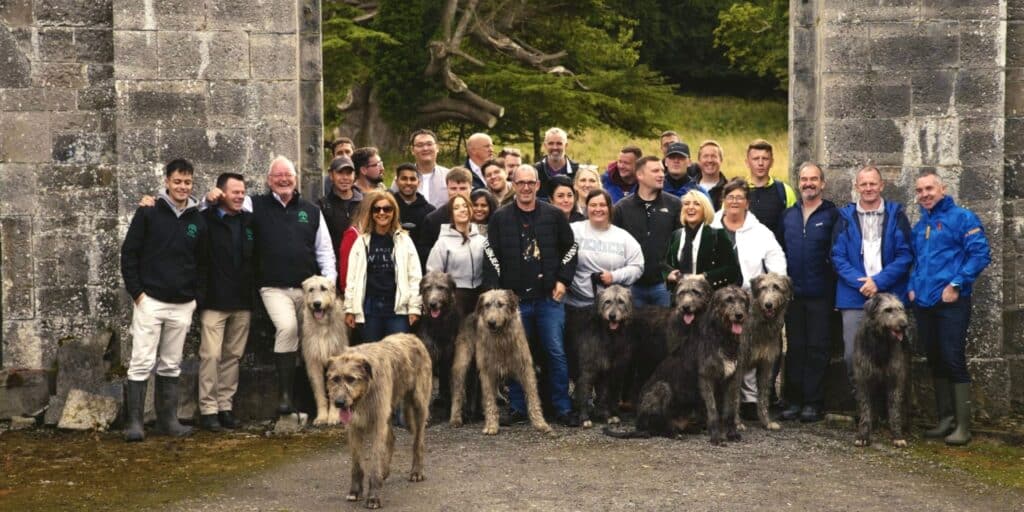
left=915, top=297, right=972, bottom=383
left=508, top=297, right=571, bottom=415
left=361, top=295, right=408, bottom=344
left=631, top=282, right=671, bottom=307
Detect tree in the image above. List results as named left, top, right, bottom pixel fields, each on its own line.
left=713, top=0, right=789, bottom=92
left=322, top=0, right=676, bottom=154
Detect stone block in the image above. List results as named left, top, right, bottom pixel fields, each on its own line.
left=0, top=370, right=50, bottom=420
left=1007, top=69, right=1024, bottom=118
left=959, top=117, right=1004, bottom=166
left=300, top=0, right=320, bottom=33
left=1009, top=22, right=1024, bottom=68
left=967, top=359, right=1010, bottom=419
left=897, top=116, right=959, bottom=167
left=789, top=120, right=817, bottom=169
left=823, top=119, right=904, bottom=166
left=75, top=28, right=114, bottom=63
left=955, top=69, right=1004, bottom=116
left=910, top=69, right=957, bottom=116
left=207, top=0, right=297, bottom=33
left=36, top=285, right=90, bottom=318
left=78, top=81, right=116, bottom=111
left=0, top=111, right=51, bottom=162
left=248, top=123, right=298, bottom=174
left=117, top=80, right=206, bottom=128
left=922, top=0, right=1002, bottom=20
left=0, top=25, right=32, bottom=88
left=869, top=22, right=959, bottom=70
left=1004, top=309, right=1024, bottom=354
left=822, top=26, right=870, bottom=72
left=35, top=0, right=113, bottom=27
left=58, top=389, right=119, bottom=431
left=160, top=31, right=250, bottom=80
left=207, top=81, right=252, bottom=128
left=821, top=0, right=919, bottom=24
left=52, top=132, right=116, bottom=164
left=961, top=166, right=1003, bottom=201
left=1, top=218, right=34, bottom=320
left=31, top=62, right=88, bottom=88
left=250, top=33, right=297, bottom=80
left=0, top=164, right=38, bottom=215
left=299, top=33, right=320, bottom=81
left=112, top=30, right=158, bottom=79
left=254, top=81, right=297, bottom=121
left=10, top=415, right=35, bottom=429
left=1, top=0, right=33, bottom=26
left=1006, top=117, right=1024, bottom=154
left=300, top=80, right=321, bottom=127
left=960, top=20, right=1004, bottom=69
left=38, top=27, right=76, bottom=61
left=160, top=128, right=248, bottom=166
left=1013, top=0, right=1024, bottom=20
left=790, top=27, right=816, bottom=76
left=0, top=88, right=77, bottom=111
left=823, top=80, right=911, bottom=119
left=116, top=128, right=160, bottom=164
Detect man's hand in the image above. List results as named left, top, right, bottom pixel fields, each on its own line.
left=409, top=314, right=419, bottom=326
left=206, top=188, right=225, bottom=204
left=857, top=276, right=878, bottom=297
left=908, top=290, right=915, bottom=302
left=345, top=313, right=356, bottom=329
left=667, top=269, right=681, bottom=284
left=134, top=293, right=146, bottom=305
left=599, top=271, right=614, bottom=286
left=941, top=284, right=960, bottom=303
left=139, top=195, right=155, bottom=207
left=552, top=281, right=566, bottom=302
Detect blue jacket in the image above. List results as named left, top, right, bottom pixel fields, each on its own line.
left=831, top=201, right=913, bottom=308
left=781, top=199, right=838, bottom=298
left=602, top=162, right=636, bottom=205
left=909, top=195, right=991, bottom=307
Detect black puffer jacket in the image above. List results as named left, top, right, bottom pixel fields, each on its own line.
left=483, top=200, right=577, bottom=297
left=613, top=191, right=682, bottom=286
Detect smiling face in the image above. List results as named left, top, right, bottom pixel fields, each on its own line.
left=682, top=196, right=705, bottom=226
left=411, top=133, right=438, bottom=166
left=698, top=145, right=722, bottom=178
left=915, top=173, right=946, bottom=211
left=267, top=160, right=296, bottom=197
left=723, top=188, right=748, bottom=217
left=371, top=198, right=394, bottom=232
left=471, top=195, right=491, bottom=223
left=587, top=193, right=610, bottom=226
left=544, top=132, right=567, bottom=160
left=164, top=170, right=193, bottom=206
left=396, top=169, right=420, bottom=200
left=574, top=170, right=599, bottom=201
left=451, top=195, right=471, bottom=226
left=512, top=166, right=539, bottom=205
left=616, top=152, right=637, bottom=181
left=483, top=163, right=507, bottom=194
left=552, top=185, right=575, bottom=216
left=856, top=168, right=884, bottom=208
left=330, top=167, right=355, bottom=194
left=798, top=165, right=824, bottom=202
left=221, top=176, right=246, bottom=214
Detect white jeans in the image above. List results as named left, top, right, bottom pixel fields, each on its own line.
left=127, top=296, right=197, bottom=381
left=259, top=287, right=304, bottom=353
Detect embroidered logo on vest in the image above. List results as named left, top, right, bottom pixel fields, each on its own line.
left=297, top=210, right=309, bottom=224
left=185, top=224, right=198, bottom=238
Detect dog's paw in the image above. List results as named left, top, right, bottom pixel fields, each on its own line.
left=709, top=436, right=724, bottom=446
left=582, top=419, right=593, bottom=428
left=766, top=421, right=781, bottom=431
left=449, top=418, right=463, bottom=428
left=482, top=425, right=498, bottom=435
left=853, top=438, right=869, bottom=447
left=607, top=416, right=621, bottom=425
left=409, top=471, right=425, bottom=482
left=346, top=493, right=361, bottom=502
left=726, top=431, right=742, bottom=442
left=535, top=422, right=553, bottom=435
left=892, top=439, right=908, bottom=448
left=735, top=422, right=747, bottom=431
left=365, top=497, right=381, bottom=509
left=312, top=415, right=329, bottom=426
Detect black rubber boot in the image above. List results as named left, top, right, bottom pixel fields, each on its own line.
left=124, top=379, right=147, bottom=442
left=944, top=383, right=972, bottom=446
left=154, top=375, right=193, bottom=437
left=924, top=378, right=955, bottom=438
left=275, top=352, right=297, bottom=416
left=200, top=413, right=224, bottom=432
left=218, top=410, right=240, bottom=429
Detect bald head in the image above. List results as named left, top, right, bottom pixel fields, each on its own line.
left=467, top=133, right=494, bottom=165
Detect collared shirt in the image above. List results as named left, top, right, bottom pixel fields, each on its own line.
left=857, top=199, right=885, bottom=277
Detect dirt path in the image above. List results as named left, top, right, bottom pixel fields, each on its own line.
left=163, top=420, right=1022, bottom=512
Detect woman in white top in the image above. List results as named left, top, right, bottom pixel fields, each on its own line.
left=426, top=193, right=486, bottom=315
left=566, top=189, right=644, bottom=308
left=710, top=178, right=787, bottom=287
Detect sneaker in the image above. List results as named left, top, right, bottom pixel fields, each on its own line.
left=739, top=402, right=758, bottom=421
left=800, top=404, right=823, bottom=423
left=499, top=409, right=529, bottom=427
left=217, top=410, right=240, bottom=430
left=780, top=403, right=802, bottom=421
left=555, top=411, right=581, bottom=428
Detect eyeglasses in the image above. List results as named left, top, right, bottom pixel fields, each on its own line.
left=514, top=180, right=538, bottom=187
left=724, top=195, right=747, bottom=203
left=366, top=160, right=383, bottom=169
left=372, top=205, right=394, bottom=214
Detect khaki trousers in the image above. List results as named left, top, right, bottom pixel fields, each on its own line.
left=259, top=287, right=304, bottom=353
left=127, top=296, right=197, bottom=381
left=198, top=309, right=251, bottom=414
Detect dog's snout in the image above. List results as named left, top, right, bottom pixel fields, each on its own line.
left=608, top=313, right=618, bottom=322
left=429, top=301, right=440, bottom=309
left=764, top=302, right=774, bottom=310
left=313, top=301, right=322, bottom=309
left=735, top=313, right=744, bottom=322
left=334, top=398, right=346, bottom=408
left=487, top=319, right=498, bottom=329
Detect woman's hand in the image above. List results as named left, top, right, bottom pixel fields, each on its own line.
left=345, top=313, right=356, bottom=329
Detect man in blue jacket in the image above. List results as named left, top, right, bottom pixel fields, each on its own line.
left=908, top=171, right=991, bottom=446
left=779, top=162, right=838, bottom=423
left=831, top=166, right=913, bottom=387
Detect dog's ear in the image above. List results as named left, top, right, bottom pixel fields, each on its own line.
left=505, top=290, right=519, bottom=312
left=750, top=274, right=763, bottom=295
left=362, top=360, right=373, bottom=380
left=737, top=286, right=752, bottom=307
left=446, top=273, right=457, bottom=291
left=863, top=294, right=880, bottom=315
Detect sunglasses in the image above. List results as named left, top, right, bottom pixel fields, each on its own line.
left=372, top=205, right=394, bottom=214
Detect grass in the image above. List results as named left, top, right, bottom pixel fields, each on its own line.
left=909, top=437, right=1024, bottom=491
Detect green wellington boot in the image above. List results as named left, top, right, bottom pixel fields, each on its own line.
left=923, top=378, right=955, bottom=438
left=944, top=383, right=972, bottom=446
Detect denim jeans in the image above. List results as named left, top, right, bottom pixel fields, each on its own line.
left=508, top=297, right=572, bottom=415
left=915, top=297, right=972, bottom=383
left=631, top=282, right=671, bottom=307
left=361, top=295, right=408, bottom=344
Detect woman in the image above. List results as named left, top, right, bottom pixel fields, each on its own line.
left=344, top=190, right=422, bottom=342
left=710, top=178, right=786, bottom=286
left=427, top=194, right=486, bottom=315
left=469, top=189, right=498, bottom=235
left=483, top=159, right=513, bottom=205
left=573, top=166, right=602, bottom=217
left=664, top=190, right=742, bottom=291
left=566, top=189, right=644, bottom=308
left=551, top=175, right=585, bottom=223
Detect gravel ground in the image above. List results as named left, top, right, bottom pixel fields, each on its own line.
left=164, top=419, right=1023, bottom=512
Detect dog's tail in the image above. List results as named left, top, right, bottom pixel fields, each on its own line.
left=602, top=426, right=652, bottom=439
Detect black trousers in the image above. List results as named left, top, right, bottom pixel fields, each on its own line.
left=783, top=296, right=833, bottom=406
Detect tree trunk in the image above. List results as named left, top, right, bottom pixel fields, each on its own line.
left=335, top=83, right=404, bottom=154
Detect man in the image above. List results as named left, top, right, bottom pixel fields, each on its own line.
left=318, top=155, right=363, bottom=265
left=832, top=165, right=913, bottom=393
left=745, top=139, right=796, bottom=244
left=613, top=156, right=682, bottom=307
left=697, top=140, right=729, bottom=211
left=535, top=127, right=579, bottom=201
left=464, top=132, right=494, bottom=190
left=396, top=129, right=449, bottom=209
left=659, top=130, right=680, bottom=156
left=206, top=156, right=338, bottom=417
left=393, top=162, right=436, bottom=270
left=121, top=159, right=207, bottom=441
left=484, top=158, right=512, bottom=203
left=324, top=136, right=355, bottom=196
left=663, top=142, right=698, bottom=197
left=484, top=164, right=580, bottom=427
left=417, top=167, right=474, bottom=267
left=499, top=147, right=523, bottom=176
left=778, top=162, right=838, bottom=423
left=351, top=146, right=386, bottom=194
left=197, top=172, right=255, bottom=432
left=602, top=145, right=642, bottom=204
left=908, top=170, right=991, bottom=446
left=661, top=130, right=701, bottom=183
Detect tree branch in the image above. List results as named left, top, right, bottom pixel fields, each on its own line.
left=418, top=97, right=498, bottom=127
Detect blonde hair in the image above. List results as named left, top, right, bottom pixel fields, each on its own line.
left=679, top=190, right=715, bottom=226
left=359, top=190, right=401, bottom=235
left=698, top=140, right=724, bottom=160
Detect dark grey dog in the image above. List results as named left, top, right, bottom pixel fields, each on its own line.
left=853, top=293, right=911, bottom=448
left=698, top=285, right=751, bottom=445
left=566, top=284, right=635, bottom=428
left=741, top=272, right=792, bottom=431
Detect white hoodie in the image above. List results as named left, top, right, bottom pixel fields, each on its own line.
left=711, top=210, right=787, bottom=288
left=426, top=223, right=485, bottom=289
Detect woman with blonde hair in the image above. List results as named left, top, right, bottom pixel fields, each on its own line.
left=344, top=190, right=422, bottom=342
left=573, top=166, right=602, bottom=217
left=664, top=189, right=741, bottom=290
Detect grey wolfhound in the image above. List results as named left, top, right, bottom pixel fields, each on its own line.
left=853, top=293, right=912, bottom=448
left=301, top=275, right=350, bottom=426
left=740, top=272, right=792, bottom=431
left=566, top=283, right=635, bottom=428
left=416, top=271, right=478, bottom=420
left=698, top=285, right=751, bottom=445
left=449, top=290, right=552, bottom=435
left=326, top=333, right=432, bottom=509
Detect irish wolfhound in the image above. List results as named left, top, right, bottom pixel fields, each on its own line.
left=566, top=284, right=635, bottom=428
left=699, top=285, right=751, bottom=445
left=740, top=272, right=792, bottom=431
left=301, top=275, right=350, bottom=426
left=416, top=271, right=478, bottom=420
left=326, top=333, right=432, bottom=509
left=449, top=290, right=552, bottom=435
left=853, top=293, right=912, bottom=448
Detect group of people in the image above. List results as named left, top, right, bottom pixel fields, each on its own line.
left=121, top=126, right=991, bottom=445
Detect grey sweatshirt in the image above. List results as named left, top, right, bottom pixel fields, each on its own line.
left=565, top=220, right=644, bottom=307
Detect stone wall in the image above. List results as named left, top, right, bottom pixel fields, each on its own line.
left=791, top=0, right=1019, bottom=416
left=1, top=0, right=322, bottom=418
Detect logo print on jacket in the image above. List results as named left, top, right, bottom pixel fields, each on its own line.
left=297, top=211, right=309, bottom=224
left=185, top=224, right=198, bottom=238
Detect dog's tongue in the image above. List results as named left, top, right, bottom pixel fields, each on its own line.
left=683, top=313, right=695, bottom=325
left=731, top=323, right=743, bottom=335
left=339, top=408, right=352, bottom=425
left=430, top=309, right=442, bottom=319
left=313, top=310, right=325, bottom=320
left=892, top=330, right=905, bottom=341
left=608, top=321, right=620, bottom=331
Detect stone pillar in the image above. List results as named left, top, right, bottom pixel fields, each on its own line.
left=792, top=0, right=1014, bottom=417
left=1004, top=0, right=1024, bottom=412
